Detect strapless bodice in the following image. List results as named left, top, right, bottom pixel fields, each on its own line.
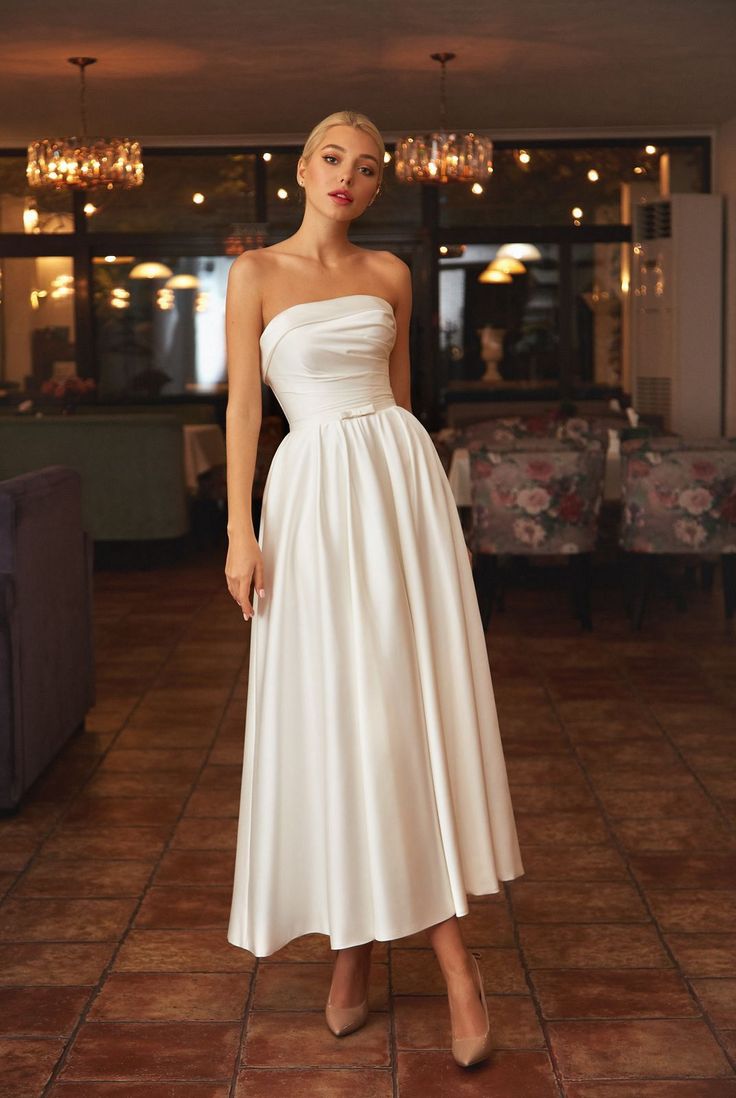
left=259, top=294, right=398, bottom=432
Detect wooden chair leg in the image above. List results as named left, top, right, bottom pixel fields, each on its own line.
left=660, top=558, right=688, bottom=613
left=700, top=560, right=717, bottom=592
left=568, top=553, right=593, bottom=630
left=722, top=554, right=736, bottom=620
left=472, top=552, right=497, bottom=632
left=631, top=554, right=655, bottom=631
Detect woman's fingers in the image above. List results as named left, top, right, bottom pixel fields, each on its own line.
left=226, top=571, right=255, bottom=619
left=254, top=562, right=265, bottom=599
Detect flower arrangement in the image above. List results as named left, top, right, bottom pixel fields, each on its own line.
left=40, top=375, right=96, bottom=413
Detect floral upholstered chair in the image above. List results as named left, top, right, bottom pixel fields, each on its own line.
left=429, top=427, right=461, bottom=474
left=459, top=412, right=623, bottom=449
left=620, top=436, right=736, bottom=626
left=468, top=437, right=607, bottom=630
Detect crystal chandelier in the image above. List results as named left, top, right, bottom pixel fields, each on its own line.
left=395, top=53, right=493, bottom=185
left=27, top=57, right=144, bottom=191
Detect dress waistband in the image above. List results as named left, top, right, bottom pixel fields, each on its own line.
left=288, top=394, right=398, bottom=433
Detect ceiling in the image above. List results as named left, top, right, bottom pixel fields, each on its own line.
left=2, top=0, right=735, bottom=147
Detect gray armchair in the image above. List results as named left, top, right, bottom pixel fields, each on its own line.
left=0, top=466, right=95, bottom=812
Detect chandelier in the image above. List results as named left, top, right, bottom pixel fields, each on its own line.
left=394, top=53, right=493, bottom=185
left=27, top=57, right=144, bottom=191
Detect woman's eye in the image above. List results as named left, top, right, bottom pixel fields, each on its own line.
left=322, top=154, right=373, bottom=176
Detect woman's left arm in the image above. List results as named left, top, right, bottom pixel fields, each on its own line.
left=386, top=257, right=413, bottom=413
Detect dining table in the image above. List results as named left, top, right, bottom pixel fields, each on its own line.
left=182, top=423, right=227, bottom=492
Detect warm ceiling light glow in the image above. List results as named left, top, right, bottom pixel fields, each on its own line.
left=110, top=297, right=129, bottom=309
left=277, top=187, right=288, bottom=200
left=23, top=206, right=39, bottom=233
left=192, top=192, right=205, bottom=204
left=478, top=265, right=512, bottom=284
left=262, top=152, right=272, bottom=161
left=383, top=151, right=392, bottom=164
left=439, top=245, right=448, bottom=255
left=395, top=52, right=493, bottom=185
left=104, top=254, right=117, bottom=263
left=27, top=58, right=144, bottom=191
left=471, top=182, right=484, bottom=195
left=571, top=206, right=583, bottom=218
left=518, top=149, right=531, bottom=164
left=165, top=273, right=200, bottom=289
left=491, top=256, right=526, bottom=275
left=587, top=169, right=599, bottom=182
left=52, top=274, right=74, bottom=287
left=644, top=144, right=657, bottom=154
left=83, top=202, right=97, bottom=215
left=497, top=243, right=542, bottom=262
left=129, top=261, right=174, bottom=279
left=633, top=166, right=645, bottom=175
left=156, top=287, right=175, bottom=310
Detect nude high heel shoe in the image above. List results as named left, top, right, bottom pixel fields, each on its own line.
left=451, top=950, right=492, bottom=1068
left=324, top=992, right=369, bottom=1037
left=325, top=952, right=370, bottom=1037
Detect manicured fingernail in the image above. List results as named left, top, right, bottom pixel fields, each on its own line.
left=258, top=588, right=265, bottom=597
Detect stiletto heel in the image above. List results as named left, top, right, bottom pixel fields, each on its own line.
left=451, top=950, right=492, bottom=1068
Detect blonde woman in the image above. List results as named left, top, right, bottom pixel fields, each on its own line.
left=225, top=110, right=524, bottom=1069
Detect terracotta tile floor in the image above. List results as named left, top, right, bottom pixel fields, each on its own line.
left=2, top=547, right=736, bottom=1096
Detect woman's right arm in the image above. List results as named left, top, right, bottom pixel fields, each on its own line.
left=224, top=251, right=265, bottom=621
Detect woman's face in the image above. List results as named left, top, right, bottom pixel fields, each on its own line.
left=298, top=124, right=381, bottom=221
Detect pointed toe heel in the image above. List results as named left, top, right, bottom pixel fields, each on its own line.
left=324, top=995, right=369, bottom=1037
left=451, top=951, right=492, bottom=1068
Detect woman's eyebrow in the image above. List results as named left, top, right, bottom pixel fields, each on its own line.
left=321, top=142, right=379, bottom=165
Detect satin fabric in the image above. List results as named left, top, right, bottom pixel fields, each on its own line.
left=227, top=294, right=524, bottom=958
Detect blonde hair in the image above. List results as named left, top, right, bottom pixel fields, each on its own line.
left=300, top=110, right=385, bottom=191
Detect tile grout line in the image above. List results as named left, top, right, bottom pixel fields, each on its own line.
left=539, top=644, right=736, bottom=1078
left=38, top=577, right=247, bottom=1096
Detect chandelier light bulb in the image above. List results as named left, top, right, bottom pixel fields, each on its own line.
left=27, top=57, right=144, bottom=190
left=395, top=52, right=493, bottom=185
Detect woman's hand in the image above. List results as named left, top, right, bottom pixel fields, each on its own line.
left=226, top=534, right=265, bottom=620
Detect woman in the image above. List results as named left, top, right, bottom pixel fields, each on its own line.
left=225, top=109, right=524, bottom=1069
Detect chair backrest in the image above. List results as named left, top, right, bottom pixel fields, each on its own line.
left=620, top=437, right=736, bottom=553
left=468, top=438, right=607, bottom=555
left=459, top=412, right=627, bottom=449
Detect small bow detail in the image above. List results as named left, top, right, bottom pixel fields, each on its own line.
left=340, top=402, right=376, bottom=419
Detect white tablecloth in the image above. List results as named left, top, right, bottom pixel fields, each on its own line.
left=183, top=424, right=227, bottom=491
left=448, top=435, right=622, bottom=506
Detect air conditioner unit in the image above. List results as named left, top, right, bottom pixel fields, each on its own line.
left=630, top=193, right=723, bottom=435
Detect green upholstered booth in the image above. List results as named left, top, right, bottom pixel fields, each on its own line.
left=0, top=414, right=189, bottom=540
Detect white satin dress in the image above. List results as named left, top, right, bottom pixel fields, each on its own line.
left=227, top=294, right=524, bottom=958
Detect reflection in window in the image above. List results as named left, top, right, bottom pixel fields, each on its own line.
left=0, top=257, right=77, bottom=393
left=89, top=154, right=257, bottom=233
left=440, top=244, right=561, bottom=387
left=92, top=255, right=235, bottom=399
left=572, top=243, right=623, bottom=389
left=438, top=143, right=707, bottom=227
left=0, top=156, right=73, bottom=233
